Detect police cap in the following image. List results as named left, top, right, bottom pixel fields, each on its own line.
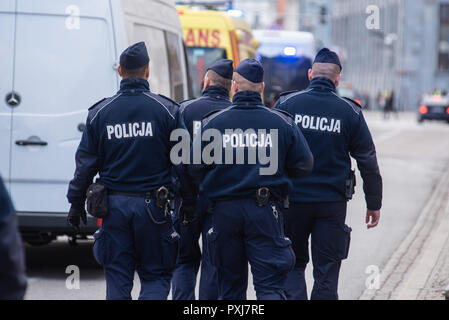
left=313, top=48, right=342, bottom=71
left=234, top=58, right=264, bottom=83
left=120, top=42, right=150, bottom=70
left=207, top=59, right=234, bottom=80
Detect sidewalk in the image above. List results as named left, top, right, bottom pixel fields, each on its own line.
left=360, top=162, right=449, bottom=300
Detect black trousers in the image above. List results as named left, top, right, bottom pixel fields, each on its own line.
left=283, top=201, right=351, bottom=300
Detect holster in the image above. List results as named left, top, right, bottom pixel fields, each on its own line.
left=255, top=188, right=289, bottom=209
left=345, top=170, right=357, bottom=200
left=86, top=179, right=109, bottom=218
left=155, top=186, right=170, bottom=209
left=256, top=187, right=271, bottom=207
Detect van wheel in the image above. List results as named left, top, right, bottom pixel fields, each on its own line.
left=417, top=117, right=424, bottom=124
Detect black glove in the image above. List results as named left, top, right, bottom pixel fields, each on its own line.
left=67, top=203, right=87, bottom=232
left=179, top=203, right=197, bottom=226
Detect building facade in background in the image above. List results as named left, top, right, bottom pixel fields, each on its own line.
left=193, top=0, right=449, bottom=110
left=332, top=0, right=449, bottom=110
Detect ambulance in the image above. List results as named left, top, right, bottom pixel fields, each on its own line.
left=177, top=5, right=259, bottom=97
left=0, top=0, right=190, bottom=245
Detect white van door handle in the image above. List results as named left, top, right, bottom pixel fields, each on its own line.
left=16, top=139, right=48, bottom=147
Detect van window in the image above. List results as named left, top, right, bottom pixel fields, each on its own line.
left=132, top=25, right=170, bottom=96
left=165, top=32, right=185, bottom=101
left=186, top=47, right=227, bottom=97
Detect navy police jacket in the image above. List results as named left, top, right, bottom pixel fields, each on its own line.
left=188, top=91, right=314, bottom=201
left=67, top=78, right=180, bottom=204
left=275, top=77, right=383, bottom=210
left=0, top=176, right=27, bottom=299
left=180, top=85, right=232, bottom=137
left=179, top=85, right=232, bottom=204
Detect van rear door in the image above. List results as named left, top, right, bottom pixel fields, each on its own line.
left=0, top=0, right=16, bottom=186
left=10, top=0, right=117, bottom=213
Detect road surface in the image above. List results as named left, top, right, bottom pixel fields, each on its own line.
left=23, top=112, right=449, bottom=300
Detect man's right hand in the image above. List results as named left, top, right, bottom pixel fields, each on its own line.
left=68, top=203, right=87, bottom=232
left=366, top=210, right=381, bottom=229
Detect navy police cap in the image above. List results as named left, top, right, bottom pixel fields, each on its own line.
left=207, top=59, right=234, bottom=80
left=235, top=58, right=264, bottom=83
left=313, top=48, right=342, bottom=71
left=120, top=42, right=150, bottom=70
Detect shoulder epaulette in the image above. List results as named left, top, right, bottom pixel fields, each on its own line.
left=277, top=89, right=312, bottom=105
left=272, top=108, right=294, bottom=119
left=341, top=96, right=362, bottom=109
left=180, top=98, right=194, bottom=105
left=202, top=108, right=224, bottom=121
left=340, top=96, right=362, bottom=115
left=88, top=98, right=107, bottom=110
left=279, top=90, right=299, bottom=98
left=158, top=94, right=179, bottom=106
left=265, top=107, right=295, bottom=126
left=179, top=98, right=199, bottom=113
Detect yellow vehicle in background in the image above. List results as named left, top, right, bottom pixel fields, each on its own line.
left=177, top=5, right=258, bottom=97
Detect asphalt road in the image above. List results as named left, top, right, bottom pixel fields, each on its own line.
left=23, top=112, right=449, bottom=300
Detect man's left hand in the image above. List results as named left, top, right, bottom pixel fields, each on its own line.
left=68, top=203, right=87, bottom=232
left=366, top=210, right=380, bottom=229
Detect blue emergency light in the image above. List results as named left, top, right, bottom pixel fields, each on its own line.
left=283, top=46, right=297, bottom=56
left=227, top=9, right=244, bottom=18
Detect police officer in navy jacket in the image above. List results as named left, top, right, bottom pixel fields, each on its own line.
left=0, top=176, right=27, bottom=300
left=67, top=42, right=181, bottom=300
left=275, top=48, right=383, bottom=300
left=172, top=59, right=233, bottom=300
left=188, top=59, right=314, bottom=300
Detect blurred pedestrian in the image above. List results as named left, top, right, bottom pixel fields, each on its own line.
left=0, top=176, right=27, bottom=300
left=384, top=91, right=396, bottom=120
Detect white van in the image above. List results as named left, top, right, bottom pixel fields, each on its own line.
left=0, top=0, right=190, bottom=245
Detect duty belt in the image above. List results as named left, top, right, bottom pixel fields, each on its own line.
left=109, top=186, right=171, bottom=209
left=109, top=190, right=156, bottom=198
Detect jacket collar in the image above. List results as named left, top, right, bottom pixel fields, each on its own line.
left=232, top=91, right=263, bottom=106
left=119, top=78, right=150, bottom=93
left=202, top=85, right=230, bottom=99
left=308, top=77, right=337, bottom=92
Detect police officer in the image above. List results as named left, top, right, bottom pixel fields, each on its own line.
left=0, top=176, right=27, bottom=300
left=188, top=59, right=314, bottom=300
left=67, top=42, right=181, bottom=300
left=275, top=48, right=383, bottom=300
left=172, top=59, right=234, bottom=300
